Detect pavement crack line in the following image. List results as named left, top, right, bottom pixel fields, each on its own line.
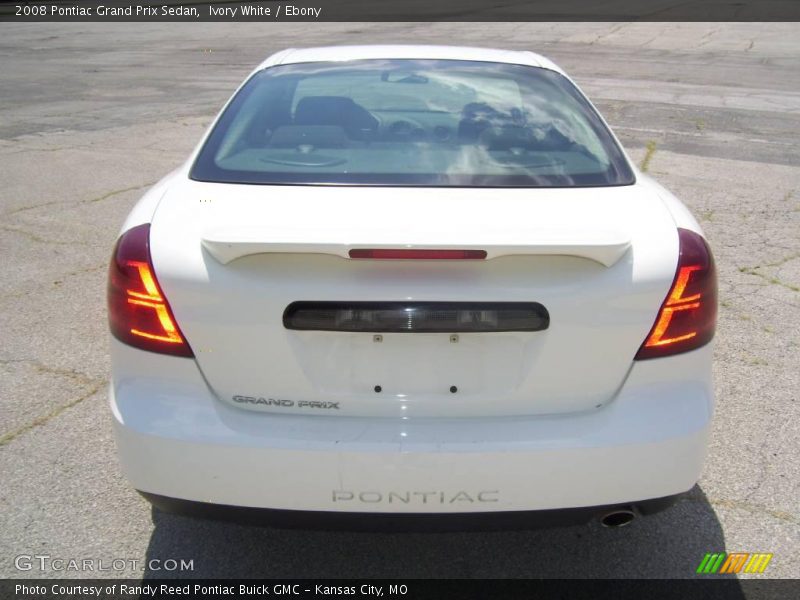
left=3, top=181, right=154, bottom=218
left=681, top=491, right=798, bottom=525
left=0, top=357, right=100, bottom=386
left=711, top=498, right=798, bottom=525
left=86, top=183, right=154, bottom=204
left=738, top=266, right=800, bottom=292
left=0, top=263, right=107, bottom=300
left=0, top=224, right=88, bottom=246
left=0, top=143, right=96, bottom=156
left=588, top=22, right=629, bottom=45
left=0, top=379, right=106, bottom=447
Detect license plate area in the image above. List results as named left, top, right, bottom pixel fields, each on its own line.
left=289, top=331, right=530, bottom=397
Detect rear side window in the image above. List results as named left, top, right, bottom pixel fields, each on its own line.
left=191, top=59, right=634, bottom=187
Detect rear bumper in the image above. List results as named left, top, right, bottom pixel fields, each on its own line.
left=110, top=339, right=713, bottom=514
left=140, top=491, right=680, bottom=530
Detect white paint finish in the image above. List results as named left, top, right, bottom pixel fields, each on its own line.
left=110, top=339, right=712, bottom=512
left=201, top=228, right=632, bottom=266
left=119, top=169, right=178, bottom=234
left=258, top=44, right=564, bottom=74
left=639, top=174, right=705, bottom=234
left=149, top=181, right=677, bottom=417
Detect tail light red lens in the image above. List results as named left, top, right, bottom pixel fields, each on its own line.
left=635, top=228, right=717, bottom=360
left=107, top=223, right=194, bottom=357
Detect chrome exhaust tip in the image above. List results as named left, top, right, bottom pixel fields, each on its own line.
left=600, top=508, right=636, bottom=528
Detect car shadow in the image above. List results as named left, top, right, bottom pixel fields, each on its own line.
left=141, top=484, right=742, bottom=586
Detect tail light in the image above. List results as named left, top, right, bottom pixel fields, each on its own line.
left=635, top=228, right=717, bottom=360
left=349, top=249, right=487, bottom=260
left=107, top=223, right=194, bottom=357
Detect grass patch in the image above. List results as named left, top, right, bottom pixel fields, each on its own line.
left=640, top=140, right=657, bottom=173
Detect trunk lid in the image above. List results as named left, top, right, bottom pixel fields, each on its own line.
left=150, top=179, right=677, bottom=417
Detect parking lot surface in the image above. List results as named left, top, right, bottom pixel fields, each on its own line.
left=0, top=23, right=798, bottom=580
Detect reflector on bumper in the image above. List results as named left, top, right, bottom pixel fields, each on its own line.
left=283, top=302, right=549, bottom=333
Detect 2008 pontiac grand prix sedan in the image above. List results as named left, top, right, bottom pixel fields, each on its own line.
left=108, top=45, right=716, bottom=528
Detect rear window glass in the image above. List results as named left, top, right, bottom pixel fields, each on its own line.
left=191, top=59, right=635, bottom=187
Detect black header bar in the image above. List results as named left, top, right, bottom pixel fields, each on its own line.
left=3, top=578, right=800, bottom=600
left=2, top=0, right=800, bottom=22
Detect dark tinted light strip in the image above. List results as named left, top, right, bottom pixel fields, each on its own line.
left=283, top=302, right=549, bottom=333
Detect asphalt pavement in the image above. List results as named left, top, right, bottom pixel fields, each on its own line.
left=0, top=23, right=798, bottom=581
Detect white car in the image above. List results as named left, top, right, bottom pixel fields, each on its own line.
left=108, top=45, right=717, bottom=528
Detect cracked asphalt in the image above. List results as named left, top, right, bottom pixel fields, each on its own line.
left=0, top=23, right=798, bottom=581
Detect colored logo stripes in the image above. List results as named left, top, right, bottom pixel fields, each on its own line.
left=697, top=552, right=773, bottom=574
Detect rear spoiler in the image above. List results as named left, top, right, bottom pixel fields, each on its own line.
left=201, top=230, right=631, bottom=268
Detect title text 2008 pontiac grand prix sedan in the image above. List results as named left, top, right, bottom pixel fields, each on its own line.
left=107, top=45, right=717, bottom=528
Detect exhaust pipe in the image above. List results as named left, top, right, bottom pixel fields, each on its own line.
left=599, top=508, right=636, bottom=528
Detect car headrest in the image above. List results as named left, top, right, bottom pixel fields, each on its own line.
left=478, top=126, right=534, bottom=150
left=458, top=102, right=508, bottom=143
left=294, top=96, right=379, bottom=139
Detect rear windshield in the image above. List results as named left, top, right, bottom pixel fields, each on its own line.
left=191, top=59, right=635, bottom=187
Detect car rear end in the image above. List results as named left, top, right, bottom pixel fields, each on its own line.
left=108, top=49, right=716, bottom=526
